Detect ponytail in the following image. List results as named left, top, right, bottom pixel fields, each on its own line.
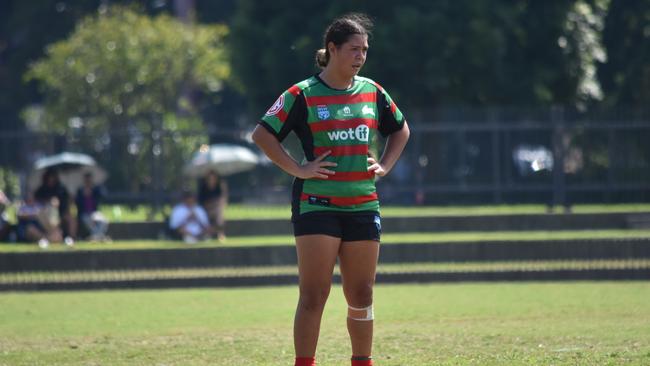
left=315, top=48, right=328, bottom=69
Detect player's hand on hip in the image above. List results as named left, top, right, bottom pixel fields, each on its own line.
left=298, top=150, right=337, bottom=179
left=367, top=156, right=387, bottom=177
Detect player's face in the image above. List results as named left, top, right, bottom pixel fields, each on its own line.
left=331, top=34, right=368, bottom=78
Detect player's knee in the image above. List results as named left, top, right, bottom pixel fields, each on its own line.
left=298, top=287, right=331, bottom=312
left=346, top=283, right=374, bottom=307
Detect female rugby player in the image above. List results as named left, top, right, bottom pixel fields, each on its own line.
left=252, top=13, right=410, bottom=366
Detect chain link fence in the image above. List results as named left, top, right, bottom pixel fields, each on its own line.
left=1, top=106, right=649, bottom=207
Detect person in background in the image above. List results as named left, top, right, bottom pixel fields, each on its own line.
left=198, top=170, right=228, bottom=241
left=169, top=190, right=212, bottom=244
left=0, top=190, right=12, bottom=242
left=16, top=193, right=62, bottom=249
left=34, top=168, right=75, bottom=245
left=75, top=172, right=109, bottom=242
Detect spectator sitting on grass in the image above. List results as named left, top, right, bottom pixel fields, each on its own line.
left=0, top=190, right=13, bottom=242
left=75, top=172, right=109, bottom=242
left=35, top=169, right=75, bottom=245
left=169, top=190, right=212, bottom=244
left=16, top=193, right=62, bottom=249
left=198, top=170, right=228, bottom=242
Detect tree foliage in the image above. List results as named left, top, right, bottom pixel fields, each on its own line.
left=599, top=0, right=650, bottom=106
left=26, top=5, right=230, bottom=191
left=27, top=5, right=229, bottom=132
left=0, top=1, right=97, bottom=132
left=230, top=0, right=621, bottom=114
left=0, top=0, right=181, bottom=133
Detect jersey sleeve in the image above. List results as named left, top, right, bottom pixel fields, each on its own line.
left=376, top=87, right=405, bottom=137
left=259, top=86, right=306, bottom=142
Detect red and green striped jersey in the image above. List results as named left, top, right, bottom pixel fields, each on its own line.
left=259, top=74, right=405, bottom=220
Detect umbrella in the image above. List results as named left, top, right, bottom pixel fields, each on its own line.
left=184, top=144, right=259, bottom=177
left=28, top=152, right=108, bottom=194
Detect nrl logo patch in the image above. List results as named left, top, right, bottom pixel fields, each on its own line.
left=317, top=105, right=330, bottom=120
left=265, top=94, right=285, bottom=116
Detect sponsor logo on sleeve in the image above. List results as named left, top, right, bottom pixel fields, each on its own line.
left=265, top=94, right=285, bottom=116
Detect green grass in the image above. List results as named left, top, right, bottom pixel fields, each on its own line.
left=0, top=283, right=648, bottom=365
left=1, top=229, right=649, bottom=253
left=3, top=203, right=650, bottom=224
left=3, top=203, right=649, bottom=223
left=1, top=260, right=649, bottom=284
left=383, top=203, right=650, bottom=217
left=96, top=203, right=650, bottom=221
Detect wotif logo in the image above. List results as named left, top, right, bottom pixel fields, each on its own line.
left=327, top=125, right=370, bottom=142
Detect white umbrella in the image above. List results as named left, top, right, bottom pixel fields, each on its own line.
left=184, top=144, right=259, bottom=177
left=28, top=152, right=108, bottom=194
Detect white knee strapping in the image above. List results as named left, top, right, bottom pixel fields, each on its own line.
left=348, top=304, right=374, bottom=321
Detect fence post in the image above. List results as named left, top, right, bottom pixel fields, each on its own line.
left=551, top=106, right=568, bottom=212
left=150, top=116, right=164, bottom=219
left=490, top=109, right=502, bottom=204
left=606, top=129, right=616, bottom=203
left=413, top=124, right=425, bottom=205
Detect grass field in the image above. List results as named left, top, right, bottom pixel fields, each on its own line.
left=97, top=203, right=650, bottom=222
left=1, top=204, right=648, bottom=365
left=1, top=229, right=649, bottom=253
left=2, top=260, right=649, bottom=285
left=0, top=282, right=648, bottom=365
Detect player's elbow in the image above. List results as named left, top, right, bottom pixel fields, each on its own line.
left=251, top=125, right=268, bottom=148
left=401, top=121, right=411, bottom=141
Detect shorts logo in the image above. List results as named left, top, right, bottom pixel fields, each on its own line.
left=374, top=215, right=382, bottom=233
left=327, top=124, right=370, bottom=142
left=361, top=105, right=375, bottom=117
left=317, top=105, right=330, bottom=120
left=265, top=94, right=285, bottom=116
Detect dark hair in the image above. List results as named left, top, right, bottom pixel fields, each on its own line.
left=42, top=168, right=59, bottom=184
left=315, top=13, right=373, bottom=69
left=181, top=189, right=195, bottom=200
left=205, top=170, right=220, bottom=179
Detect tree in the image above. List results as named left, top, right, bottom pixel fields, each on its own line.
left=230, top=0, right=607, bottom=114
left=599, top=0, right=650, bottom=107
left=26, top=5, right=230, bottom=193
left=0, top=0, right=99, bottom=133
left=0, top=1, right=177, bottom=170
left=0, top=0, right=104, bottom=177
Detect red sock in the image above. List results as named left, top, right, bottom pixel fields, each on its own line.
left=295, top=356, right=316, bottom=366
left=351, top=356, right=373, bottom=366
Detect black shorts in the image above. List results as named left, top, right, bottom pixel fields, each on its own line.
left=292, top=212, right=381, bottom=242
